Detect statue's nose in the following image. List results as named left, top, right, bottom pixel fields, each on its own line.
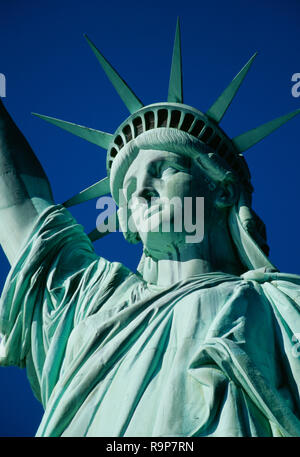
left=136, top=186, right=159, bottom=201
left=134, top=173, right=159, bottom=202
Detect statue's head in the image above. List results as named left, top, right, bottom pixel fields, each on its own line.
left=34, top=20, right=300, bottom=271
left=108, top=107, right=268, bottom=263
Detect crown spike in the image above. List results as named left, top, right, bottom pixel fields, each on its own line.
left=88, top=228, right=108, bottom=242
left=84, top=34, right=143, bottom=114
left=206, top=53, right=258, bottom=124
left=232, top=109, right=300, bottom=152
left=32, top=113, right=112, bottom=149
left=88, top=214, right=120, bottom=242
left=168, top=18, right=183, bottom=103
left=63, top=177, right=110, bottom=208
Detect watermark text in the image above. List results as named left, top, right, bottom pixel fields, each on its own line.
left=0, top=73, right=6, bottom=97
left=291, top=73, right=300, bottom=98
left=95, top=191, right=205, bottom=244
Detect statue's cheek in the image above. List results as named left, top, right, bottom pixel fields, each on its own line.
left=164, top=174, right=193, bottom=199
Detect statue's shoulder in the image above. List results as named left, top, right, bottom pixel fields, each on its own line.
left=239, top=269, right=300, bottom=310
left=241, top=269, right=300, bottom=286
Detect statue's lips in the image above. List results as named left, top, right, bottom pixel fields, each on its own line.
left=131, top=202, right=166, bottom=231
left=140, top=199, right=182, bottom=221
left=131, top=199, right=180, bottom=231
left=143, top=204, right=162, bottom=220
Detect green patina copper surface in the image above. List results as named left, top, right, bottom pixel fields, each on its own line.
left=0, top=20, right=300, bottom=437
left=1, top=205, right=300, bottom=436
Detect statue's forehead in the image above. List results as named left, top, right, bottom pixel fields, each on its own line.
left=136, top=148, right=183, bottom=162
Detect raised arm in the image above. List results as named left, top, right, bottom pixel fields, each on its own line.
left=0, top=99, right=54, bottom=265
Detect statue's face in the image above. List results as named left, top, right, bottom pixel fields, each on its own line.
left=122, top=148, right=218, bottom=259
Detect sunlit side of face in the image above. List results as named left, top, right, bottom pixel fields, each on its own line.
left=121, top=148, right=218, bottom=258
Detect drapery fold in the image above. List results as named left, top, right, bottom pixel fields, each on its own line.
left=1, top=205, right=300, bottom=437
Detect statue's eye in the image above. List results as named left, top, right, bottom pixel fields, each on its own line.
left=152, top=158, right=190, bottom=178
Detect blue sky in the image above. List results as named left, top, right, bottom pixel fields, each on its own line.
left=0, top=0, right=300, bottom=436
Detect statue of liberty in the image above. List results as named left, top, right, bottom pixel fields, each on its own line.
left=1, top=20, right=300, bottom=437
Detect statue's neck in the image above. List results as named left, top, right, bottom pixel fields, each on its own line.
left=139, top=221, right=244, bottom=286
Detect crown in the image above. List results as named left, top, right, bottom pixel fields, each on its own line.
left=33, top=19, right=300, bottom=241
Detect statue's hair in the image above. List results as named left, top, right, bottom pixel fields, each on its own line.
left=110, top=128, right=269, bottom=256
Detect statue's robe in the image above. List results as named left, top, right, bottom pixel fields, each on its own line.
left=1, top=205, right=300, bottom=437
